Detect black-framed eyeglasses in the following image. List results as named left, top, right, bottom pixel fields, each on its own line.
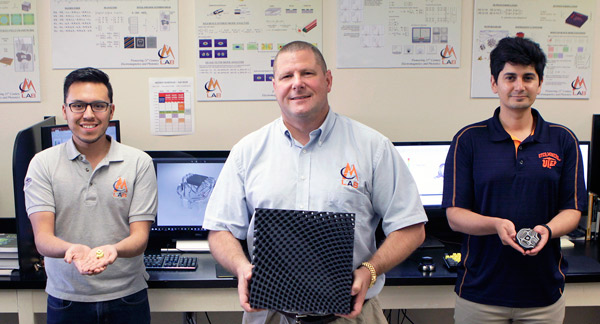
left=67, top=101, right=112, bottom=113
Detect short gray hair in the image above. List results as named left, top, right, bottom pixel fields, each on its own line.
left=273, top=41, right=327, bottom=74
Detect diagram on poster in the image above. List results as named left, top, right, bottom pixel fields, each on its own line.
left=149, top=78, right=194, bottom=136
left=51, top=0, right=178, bottom=69
left=196, top=0, right=322, bottom=101
left=0, top=0, right=41, bottom=102
left=472, top=0, right=594, bottom=99
left=337, top=0, right=462, bottom=68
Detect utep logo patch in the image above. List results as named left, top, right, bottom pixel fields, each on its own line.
left=538, top=152, right=561, bottom=169
left=113, top=177, right=128, bottom=198
left=340, top=163, right=359, bottom=189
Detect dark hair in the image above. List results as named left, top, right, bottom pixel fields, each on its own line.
left=63, top=67, right=113, bottom=103
left=273, top=41, right=327, bottom=74
left=490, top=37, right=546, bottom=84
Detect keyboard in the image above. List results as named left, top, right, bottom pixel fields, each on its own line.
left=144, top=254, right=198, bottom=271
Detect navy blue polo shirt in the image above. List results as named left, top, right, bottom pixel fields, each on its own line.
left=442, top=107, right=587, bottom=308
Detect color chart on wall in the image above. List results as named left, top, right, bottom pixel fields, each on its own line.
left=149, top=77, right=194, bottom=136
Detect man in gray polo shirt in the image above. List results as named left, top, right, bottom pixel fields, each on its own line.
left=204, top=41, right=427, bottom=324
left=24, top=67, right=157, bottom=324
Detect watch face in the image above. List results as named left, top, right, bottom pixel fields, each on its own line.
left=516, top=228, right=540, bottom=250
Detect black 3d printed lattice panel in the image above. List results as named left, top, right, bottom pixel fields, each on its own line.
left=250, top=208, right=355, bottom=315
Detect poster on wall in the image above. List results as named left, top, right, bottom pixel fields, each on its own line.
left=0, top=0, right=41, bottom=103
left=149, top=77, right=194, bottom=136
left=336, top=0, right=462, bottom=68
left=472, top=0, right=594, bottom=99
left=196, top=0, right=322, bottom=101
left=51, top=0, right=178, bottom=69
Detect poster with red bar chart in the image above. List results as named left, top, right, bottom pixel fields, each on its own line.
left=149, top=77, right=194, bottom=136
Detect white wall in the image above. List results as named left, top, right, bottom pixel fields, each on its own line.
left=2, top=0, right=599, bottom=218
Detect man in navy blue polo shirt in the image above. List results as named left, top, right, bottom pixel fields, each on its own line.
left=442, top=36, right=587, bottom=323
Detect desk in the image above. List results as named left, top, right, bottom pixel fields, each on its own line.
left=2, top=240, right=600, bottom=324
left=6, top=284, right=600, bottom=324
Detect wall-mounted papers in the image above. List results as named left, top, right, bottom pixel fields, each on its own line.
left=471, top=0, right=595, bottom=99
left=0, top=0, right=40, bottom=102
left=195, top=0, right=322, bottom=101
left=337, top=0, right=462, bottom=68
left=51, top=0, right=178, bottom=69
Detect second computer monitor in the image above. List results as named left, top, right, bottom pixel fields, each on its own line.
left=41, top=120, right=120, bottom=149
left=394, top=141, right=590, bottom=208
left=393, top=142, right=450, bottom=208
left=146, top=151, right=229, bottom=246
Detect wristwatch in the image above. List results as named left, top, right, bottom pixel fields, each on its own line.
left=361, top=262, right=377, bottom=288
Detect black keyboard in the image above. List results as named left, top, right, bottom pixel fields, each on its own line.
left=144, top=254, right=198, bottom=271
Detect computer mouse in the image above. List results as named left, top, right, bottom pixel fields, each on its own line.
left=418, top=256, right=436, bottom=272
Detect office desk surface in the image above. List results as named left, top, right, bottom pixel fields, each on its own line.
left=2, top=240, right=600, bottom=324
left=1, top=239, right=599, bottom=289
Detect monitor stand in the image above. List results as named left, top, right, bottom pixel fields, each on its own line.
left=168, top=240, right=210, bottom=252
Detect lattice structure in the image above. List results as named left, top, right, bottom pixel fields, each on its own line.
left=250, top=208, right=355, bottom=315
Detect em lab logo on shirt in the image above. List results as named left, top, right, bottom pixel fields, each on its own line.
left=538, top=152, right=561, bottom=169
left=113, top=177, right=128, bottom=198
left=340, top=163, right=359, bottom=189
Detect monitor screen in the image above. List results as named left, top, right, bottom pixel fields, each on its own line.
left=393, top=141, right=589, bottom=208
left=393, top=142, right=450, bottom=208
left=146, top=151, right=229, bottom=247
left=41, top=120, right=120, bottom=149
left=580, top=141, right=589, bottom=188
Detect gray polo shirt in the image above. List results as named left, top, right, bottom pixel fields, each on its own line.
left=204, top=110, right=428, bottom=299
left=24, top=136, right=157, bottom=302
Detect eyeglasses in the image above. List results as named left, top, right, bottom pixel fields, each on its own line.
left=67, top=101, right=112, bottom=113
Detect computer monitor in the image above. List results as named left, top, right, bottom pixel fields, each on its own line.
left=590, top=115, right=600, bottom=195
left=394, top=141, right=589, bottom=206
left=41, top=120, right=121, bottom=149
left=12, top=116, right=56, bottom=278
left=580, top=141, right=589, bottom=189
left=393, top=142, right=451, bottom=208
left=145, top=151, right=229, bottom=250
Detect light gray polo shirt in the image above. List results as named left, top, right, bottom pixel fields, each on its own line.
left=204, top=110, right=427, bottom=299
left=24, top=136, right=157, bottom=302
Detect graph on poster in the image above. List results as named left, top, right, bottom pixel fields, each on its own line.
left=149, top=77, right=194, bottom=136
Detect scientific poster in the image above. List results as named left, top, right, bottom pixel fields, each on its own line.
left=196, top=0, right=322, bottom=101
left=472, top=0, right=594, bottom=98
left=51, top=0, right=178, bottom=69
left=0, top=0, right=40, bottom=102
left=149, top=77, right=194, bottom=136
left=337, top=0, right=462, bottom=68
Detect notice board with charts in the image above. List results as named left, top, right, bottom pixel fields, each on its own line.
left=0, top=0, right=41, bottom=103
left=336, top=0, right=462, bottom=68
left=51, top=0, right=179, bottom=69
left=195, top=0, right=322, bottom=102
